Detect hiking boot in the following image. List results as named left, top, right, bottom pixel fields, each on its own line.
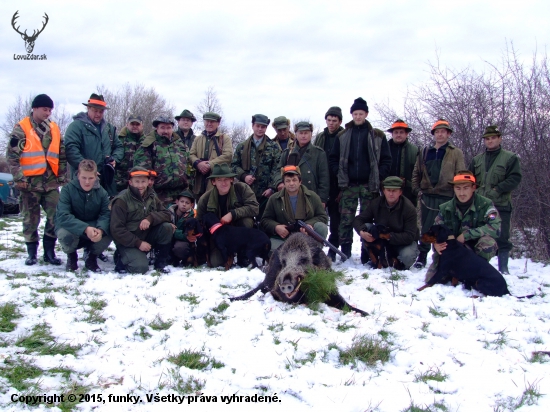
left=340, top=243, right=352, bottom=259
left=25, top=242, right=38, bottom=266
left=327, top=249, right=337, bottom=262
left=43, top=236, right=61, bottom=265
left=114, top=250, right=127, bottom=274
left=413, top=251, right=427, bottom=269
left=154, top=244, right=171, bottom=274
left=498, top=251, right=510, bottom=275
left=66, top=251, right=78, bottom=271
left=84, top=253, right=102, bottom=273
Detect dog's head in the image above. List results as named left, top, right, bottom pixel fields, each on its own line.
left=367, top=224, right=390, bottom=240
left=421, top=225, right=453, bottom=244
left=201, top=212, right=220, bottom=230
left=184, top=218, right=203, bottom=237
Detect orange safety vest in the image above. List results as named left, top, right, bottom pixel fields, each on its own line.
left=18, top=117, right=61, bottom=177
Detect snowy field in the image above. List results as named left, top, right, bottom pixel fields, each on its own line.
left=1, top=214, right=550, bottom=412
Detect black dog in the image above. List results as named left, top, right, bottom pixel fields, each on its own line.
left=418, top=225, right=510, bottom=297
left=182, top=218, right=208, bottom=267
left=363, top=224, right=404, bottom=269
left=201, top=212, right=270, bottom=271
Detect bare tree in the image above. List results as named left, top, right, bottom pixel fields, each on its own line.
left=195, top=86, right=225, bottom=131
left=228, top=121, right=250, bottom=150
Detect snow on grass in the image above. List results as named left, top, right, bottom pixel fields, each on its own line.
left=0, top=214, right=549, bottom=411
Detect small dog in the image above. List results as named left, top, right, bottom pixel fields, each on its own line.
left=183, top=218, right=208, bottom=267
left=201, top=212, right=270, bottom=271
left=364, top=224, right=404, bottom=270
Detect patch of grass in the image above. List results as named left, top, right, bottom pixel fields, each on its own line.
left=167, top=349, right=224, bottom=370
left=337, top=322, right=356, bottom=332
left=481, top=329, right=508, bottom=349
left=530, top=336, right=544, bottom=344
left=494, top=379, right=544, bottom=410
left=267, top=322, right=283, bottom=333
left=0, top=356, right=42, bottom=391
left=414, top=367, right=448, bottom=383
left=401, top=401, right=448, bottom=412
left=366, top=286, right=380, bottom=295
left=213, top=301, right=229, bottom=314
left=43, top=294, right=57, bottom=308
left=529, top=352, right=549, bottom=363
left=89, top=299, right=107, bottom=310
left=273, top=336, right=281, bottom=345
left=386, top=316, right=398, bottom=323
left=48, top=367, right=74, bottom=380
left=388, top=271, right=407, bottom=282
left=361, top=272, right=370, bottom=279
left=429, top=305, right=448, bottom=318
left=292, top=324, right=316, bottom=334
left=295, top=351, right=316, bottom=366
left=377, top=329, right=395, bottom=342
left=149, top=315, right=173, bottom=331
left=57, top=381, right=91, bottom=411
left=338, top=334, right=392, bottom=368
left=451, top=308, right=467, bottom=320
left=160, top=368, right=205, bottom=394
left=178, top=293, right=199, bottom=305
left=203, top=314, right=227, bottom=327
left=0, top=301, right=21, bottom=332
left=135, top=326, right=152, bottom=340
left=421, top=322, right=430, bottom=332
left=15, top=323, right=82, bottom=356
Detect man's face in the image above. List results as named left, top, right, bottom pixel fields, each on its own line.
left=176, top=196, right=194, bottom=213
left=32, top=107, right=52, bottom=123
left=352, top=110, right=368, bottom=125
left=148, top=177, right=155, bottom=188
left=87, top=106, right=105, bottom=124
left=454, top=182, right=476, bottom=203
left=178, top=118, right=193, bottom=132
left=156, top=123, right=174, bottom=138
left=78, top=170, right=97, bottom=192
left=129, top=176, right=149, bottom=196
left=127, top=121, right=143, bottom=135
left=433, top=128, right=451, bottom=145
left=204, top=119, right=219, bottom=133
left=252, top=123, right=267, bottom=139
left=283, top=174, right=301, bottom=194
left=483, top=135, right=502, bottom=151
left=276, top=127, right=289, bottom=140
left=391, top=129, right=408, bottom=144
left=296, top=130, right=312, bottom=147
left=326, top=115, right=342, bottom=134
left=383, top=188, right=402, bottom=205
left=212, top=177, right=233, bottom=196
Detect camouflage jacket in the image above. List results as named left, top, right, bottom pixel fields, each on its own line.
left=7, top=116, right=67, bottom=192
left=435, top=192, right=501, bottom=242
left=168, top=204, right=195, bottom=241
left=232, top=135, right=281, bottom=200
left=115, top=126, right=144, bottom=190
left=133, top=131, right=189, bottom=192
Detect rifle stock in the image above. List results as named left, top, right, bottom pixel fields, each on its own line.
left=295, top=220, right=348, bottom=262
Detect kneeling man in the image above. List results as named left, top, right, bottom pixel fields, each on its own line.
left=353, top=176, right=419, bottom=269
left=261, top=165, right=328, bottom=251
left=110, top=167, right=173, bottom=274
left=55, top=159, right=112, bottom=272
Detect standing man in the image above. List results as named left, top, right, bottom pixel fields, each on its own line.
left=328, top=97, right=392, bottom=259
left=7, top=94, right=67, bottom=266
left=174, top=109, right=197, bottom=193
left=115, top=115, right=144, bottom=192
left=412, top=118, right=465, bottom=268
left=189, top=112, right=233, bottom=200
left=387, top=119, right=419, bottom=206
left=314, top=106, right=344, bottom=260
left=232, top=114, right=281, bottom=218
left=469, top=125, right=522, bottom=274
left=271, top=116, right=295, bottom=151
left=133, top=116, right=189, bottom=206
left=275, top=121, right=330, bottom=206
left=64, top=93, right=123, bottom=197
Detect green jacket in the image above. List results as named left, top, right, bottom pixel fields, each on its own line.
left=133, top=131, right=189, bottom=193
left=7, top=116, right=67, bottom=192
left=469, top=147, right=522, bottom=209
left=110, top=186, right=171, bottom=248
left=435, top=192, right=501, bottom=242
left=352, top=195, right=419, bottom=246
left=196, top=182, right=259, bottom=221
left=412, top=142, right=465, bottom=198
left=55, top=177, right=110, bottom=237
left=231, top=135, right=281, bottom=200
left=260, top=186, right=328, bottom=236
left=274, top=142, right=330, bottom=203
left=64, top=112, right=123, bottom=195
left=168, top=205, right=195, bottom=241
left=116, top=126, right=144, bottom=190
left=388, top=139, right=419, bottom=205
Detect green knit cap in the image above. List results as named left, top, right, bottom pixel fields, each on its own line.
left=382, top=176, right=404, bottom=189
left=482, top=125, right=501, bottom=138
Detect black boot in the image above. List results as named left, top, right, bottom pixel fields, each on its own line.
left=498, top=251, right=510, bottom=275
left=413, top=251, right=427, bottom=269
left=113, top=250, right=127, bottom=274
left=25, top=242, right=38, bottom=266
left=340, top=243, right=352, bottom=259
left=85, top=253, right=102, bottom=273
left=43, top=237, right=62, bottom=265
left=66, top=251, right=78, bottom=271
left=154, top=244, right=171, bottom=273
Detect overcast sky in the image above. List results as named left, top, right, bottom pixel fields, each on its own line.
left=1, top=0, right=548, bottom=131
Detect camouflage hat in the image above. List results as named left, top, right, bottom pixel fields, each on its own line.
left=294, top=121, right=313, bottom=132
left=387, top=119, right=412, bottom=133
left=208, top=163, right=237, bottom=179
left=203, top=112, right=222, bottom=122
left=382, top=176, right=404, bottom=189
left=175, top=190, right=195, bottom=202
left=448, top=170, right=479, bottom=186
left=82, top=93, right=110, bottom=110
left=251, top=114, right=270, bottom=126
left=128, top=166, right=150, bottom=178
left=175, top=109, right=197, bottom=122
left=127, top=114, right=143, bottom=124
left=272, top=116, right=290, bottom=130
left=152, top=116, right=175, bottom=128
left=325, top=106, right=342, bottom=120
left=281, top=165, right=301, bottom=177
left=482, top=125, right=501, bottom=138
left=431, top=118, right=453, bottom=135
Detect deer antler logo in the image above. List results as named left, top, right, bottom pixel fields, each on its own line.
left=11, top=11, right=49, bottom=54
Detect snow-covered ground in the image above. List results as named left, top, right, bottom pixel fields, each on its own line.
left=1, top=214, right=550, bottom=411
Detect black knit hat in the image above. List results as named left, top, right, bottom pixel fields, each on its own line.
left=325, top=106, right=342, bottom=120
left=350, top=97, right=369, bottom=114
left=31, top=94, right=54, bottom=109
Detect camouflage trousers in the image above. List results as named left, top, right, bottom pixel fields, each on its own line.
left=425, top=234, right=498, bottom=282
left=338, top=184, right=379, bottom=245
left=19, top=189, right=59, bottom=242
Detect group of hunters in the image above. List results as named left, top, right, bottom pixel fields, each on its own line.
left=6, top=92, right=522, bottom=281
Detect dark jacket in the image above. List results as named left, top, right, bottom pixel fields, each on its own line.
left=353, top=195, right=419, bottom=246
left=314, top=126, right=343, bottom=200
left=55, top=177, right=110, bottom=236
left=196, top=182, right=259, bottom=221
left=388, top=139, right=419, bottom=205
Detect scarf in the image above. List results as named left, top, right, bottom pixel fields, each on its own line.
left=283, top=187, right=307, bottom=222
